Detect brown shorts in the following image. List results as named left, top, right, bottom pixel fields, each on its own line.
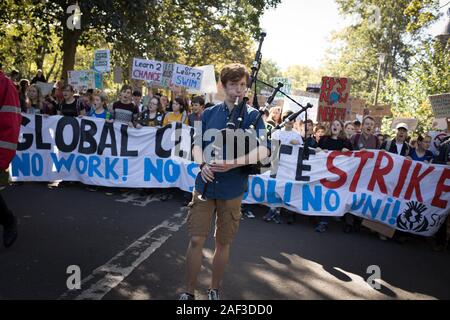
left=187, top=190, right=243, bottom=245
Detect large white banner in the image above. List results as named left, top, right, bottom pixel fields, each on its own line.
left=11, top=115, right=196, bottom=191
left=10, top=115, right=450, bottom=236
left=243, top=146, right=450, bottom=236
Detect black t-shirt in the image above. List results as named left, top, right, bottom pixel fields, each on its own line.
left=435, top=138, right=450, bottom=164
left=318, top=136, right=353, bottom=151
left=58, top=98, right=84, bottom=117
left=304, top=136, right=318, bottom=149
left=31, top=75, right=47, bottom=84
left=138, top=111, right=164, bottom=127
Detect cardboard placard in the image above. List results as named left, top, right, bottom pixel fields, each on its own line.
left=429, top=93, right=450, bottom=118
left=348, top=98, right=366, bottom=114
left=431, top=118, right=448, bottom=130
left=318, top=76, right=351, bottom=122
left=362, top=219, right=396, bottom=238
left=369, top=104, right=392, bottom=117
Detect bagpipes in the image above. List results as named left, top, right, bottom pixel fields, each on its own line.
left=198, top=32, right=314, bottom=200
left=242, top=32, right=314, bottom=174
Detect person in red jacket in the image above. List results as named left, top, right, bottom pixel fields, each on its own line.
left=0, top=70, right=22, bottom=248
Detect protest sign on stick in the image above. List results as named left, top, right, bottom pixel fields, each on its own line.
left=36, top=82, right=54, bottom=97
left=429, top=93, right=450, bottom=118
left=171, top=64, right=204, bottom=91
left=318, top=76, right=351, bottom=122
left=94, top=49, right=110, bottom=73
left=187, top=65, right=217, bottom=94
left=131, top=58, right=164, bottom=83
left=68, top=70, right=101, bottom=91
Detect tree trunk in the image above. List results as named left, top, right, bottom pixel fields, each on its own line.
left=35, top=44, right=46, bottom=71
left=46, top=53, right=61, bottom=82
left=54, top=62, right=62, bottom=83
left=60, top=27, right=82, bottom=82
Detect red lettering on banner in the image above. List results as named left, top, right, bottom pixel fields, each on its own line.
left=320, top=151, right=352, bottom=189
left=349, top=151, right=375, bottom=192
left=393, top=159, right=413, bottom=198
left=403, top=163, right=434, bottom=202
left=431, top=168, right=450, bottom=209
left=368, top=151, right=393, bottom=194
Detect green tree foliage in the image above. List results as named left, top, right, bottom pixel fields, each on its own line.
left=254, top=58, right=283, bottom=93
left=283, top=65, right=321, bottom=91
left=322, top=0, right=440, bottom=101
left=381, top=39, right=450, bottom=136
left=0, top=0, right=280, bottom=83
left=320, top=0, right=447, bottom=136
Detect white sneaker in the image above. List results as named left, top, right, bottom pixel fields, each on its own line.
left=179, top=292, right=195, bottom=300
left=207, top=289, right=220, bottom=300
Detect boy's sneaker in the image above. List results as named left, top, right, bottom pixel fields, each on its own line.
left=272, top=212, right=282, bottom=224
left=179, top=292, right=195, bottom=300
left=207, top=289, right=220, bottom=300
left=315, top=222, right=328, bottom=233
left=242, top=208, right=255, bottom=219
left=263, top=208, right=277, bottom=222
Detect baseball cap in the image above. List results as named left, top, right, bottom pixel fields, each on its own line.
left=395, top=122, right=409, bottom=131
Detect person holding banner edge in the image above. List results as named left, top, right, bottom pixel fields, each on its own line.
left=179, top=63, right=270, bottom=300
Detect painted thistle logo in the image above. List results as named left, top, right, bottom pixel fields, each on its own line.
left=397, top=201, right=429, bottom=233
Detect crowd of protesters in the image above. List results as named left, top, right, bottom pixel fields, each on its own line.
left=3, top=67, right=450, bottom=253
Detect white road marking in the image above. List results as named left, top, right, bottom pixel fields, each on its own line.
left=59, top=211, right=187, bottom=300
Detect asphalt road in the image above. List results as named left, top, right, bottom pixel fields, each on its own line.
left=0, top=182, right=449, bottom=300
